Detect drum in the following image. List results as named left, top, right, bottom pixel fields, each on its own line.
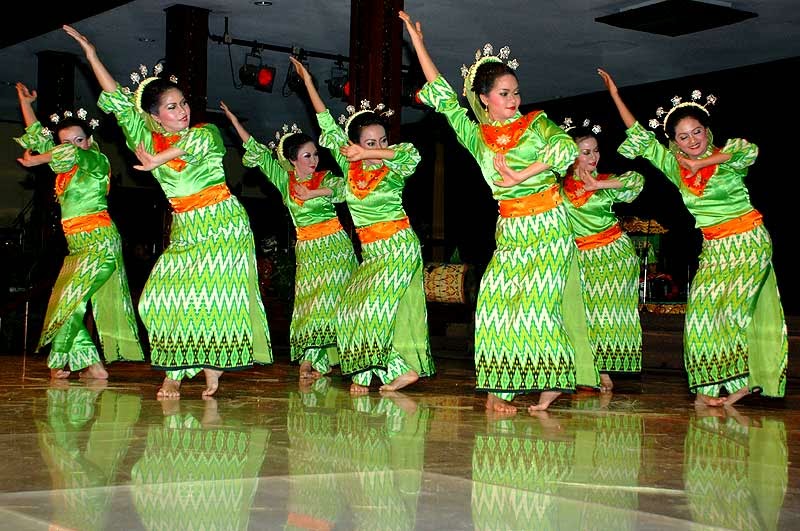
left=423, top=263, right=477, bottom=305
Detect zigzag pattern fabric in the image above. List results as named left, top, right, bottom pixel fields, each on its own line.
left=140, top=197, right=272, bottom=370
left=578, top=235, right=642, bottom=372
left=475, top=207, right=577, bottom=393
left=335, top=228, right=433, bottom=377
left=684, top=225, right=787, bottom=396
left=291, top=230, right=357, bottom=362
left=38, top=224, right=144, bottom=366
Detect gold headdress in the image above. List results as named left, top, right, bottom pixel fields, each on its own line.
left=41, top=108, right=100, bottom=138
left=460, top=43, right=519, bottom=124
left=337, top=99, right=394, bottom=138
left=560, top=117, right=602, bottom=135
left=648, top=90, right=716, bottom=136
left=125, top=63, right=179, bottom=114
left=267, top=123, right=303, bottom=172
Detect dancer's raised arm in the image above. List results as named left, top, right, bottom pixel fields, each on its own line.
left=597, top=68, right=635, bottom=129
left=219, top=101, right=251, bottom=143
left=399, top=11, right=439, bottom=83
left=291, top=57, right=326, bottom=114
left=16, top=83, right=38, bottom=128
left=63, top=25, right=117, bottom=93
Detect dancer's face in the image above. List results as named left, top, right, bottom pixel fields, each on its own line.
left=291, top=141, right=319, bottom=178
left=574, top=136, right=600, bottom=173
left=152, top=88, right=191, bottom=133
left=358, top=124, right=389, bottom=150
left=480, top=73, right=520, bottom=122
left=58, top=126, right=91, bottom=150
left=672, top=117, right=708, bottom=159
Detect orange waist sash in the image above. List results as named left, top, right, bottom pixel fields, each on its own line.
left=575, top=224, right=623, bottom=251
left=169, top=183, right=231, bottom=213
left=701, top=210, right=763, bottom=240
left=296, top=218, right=343, bottom=241
left=62, top=210, right=112, bottom=236
left=498, top=185, right=561, bottom=218
left=356, top=217, right=410, bottom=244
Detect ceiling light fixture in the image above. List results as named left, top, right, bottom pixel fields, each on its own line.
left=254, top=1, right=272, bottom=5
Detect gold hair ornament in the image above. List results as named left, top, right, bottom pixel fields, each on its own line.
left=267, top=123, right=302, bottom=172
left=649, top=90, right=716, bottom=135
left=560, top=117, right=601, bottom=135
left=459, top=43, right=519, bottom=124
left=42, top=108, right=100, bottom=137
left=126, top=63, right=179, bottom=114
left=337, top=99, right=394, bottom=138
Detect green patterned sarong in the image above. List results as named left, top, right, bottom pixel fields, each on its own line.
left=291, top=230, right=357, bottom=367
left=577, top=234, right=642, bottom=372
left=685, top=224, right=787, bottom=397
left=335, top=227, right=433, bottom=379
left=38, top=223, right=144, bottom=370
left=140, top=196, right=272, bottom=371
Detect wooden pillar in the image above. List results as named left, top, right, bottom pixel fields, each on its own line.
left=164, top=4, right=209, bottom=122
left=349, top=0, right=404, bottom=140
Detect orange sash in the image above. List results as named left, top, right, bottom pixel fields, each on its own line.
left=701, top=209, right=763, bottom=240
left=356, top=217, right=410, bottom=244
left=498, top=185, right=561, bottom=218
left=296, top=218, right=343, bottom=241
left=575, top=224, right=623, bottom=251
left=286, top=513, right=333, bottom=531
left=169, top=183, right=231, bottom=213
left=62, top=210, right=112, bottom=235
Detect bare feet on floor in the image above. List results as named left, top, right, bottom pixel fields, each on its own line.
left=599, top=373, right=613, bottom=392
left=528, top=391, right=562, bottom=412
left=80, top=362, right=108, bottom=380
left=694, top=393, right=726, bottom=407
left=485, top=393, right=517, bottom=414
left=157, top=377, right=181, bottom=399
left=724, top=386, right=751, bottom=406
left=203, top=369, right=223, bottom=397
left=299, top=361, right=322, bottom=380
left=379, top=370, right=419, bottom=392
left=350, top=382, right=370, bottom=395
left=50, top=368, right=71, bottom=379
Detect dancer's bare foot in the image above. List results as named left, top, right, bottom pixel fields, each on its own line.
left=157, top=377, right=181, bottom=399
left=350, top=382, right=370, bottom=395
left=79, top=362, right=108, bottom=380
left=50, top=368, right=71, bottom=379
left=85, top=378, right=108, bottom=392
left=694, top=393, right=725, bottom=407
left=159, top=398, right=180, bottom=416
left=201, top=397, right=223, bottom=427
left=380, top=390, right=418, bottom=414
left=485, top=393, right=517, bottom=414
left=379, top=370, right=419, bottom=392
left=202, top=369, right=223, bottom=397
left=724, top=386, right=751, bottom=407
left=299, top=361, right=322, bottom=380
left=599, top=373, right=613, bottom=392
left=528, top=391, right=562, bottom=412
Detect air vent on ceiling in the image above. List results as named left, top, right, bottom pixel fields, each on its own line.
left=595, top=0, right=758, bottom=37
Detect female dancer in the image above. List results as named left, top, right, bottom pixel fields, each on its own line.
left=64, top=25, right=272, bottom=398
left=220, top=101, right=357, bottom=380
left=292, top=57, right=434, bottom=394
left=560, top=121, right=644, bottom=391
left=401, top=11, right=597, bottom=413
left=14, top=82, right=144, bottom=379
left=599, top=68, right=787, bottom=406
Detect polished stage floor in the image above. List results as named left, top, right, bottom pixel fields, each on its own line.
left=0, top=354, right=797, bottom=530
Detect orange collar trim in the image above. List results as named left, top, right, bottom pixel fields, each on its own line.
left=54, top=165, right=79, bottom=197
left=290, top=170, right=327, bottom=205
left=563, top=173, right=610, bottom=207
left=480, top=111, right=540, bottom=153
left=151, top=123, right=206, bottom=172
left=680, top=148, right=719, bottom=196
left=349, top=162, right=389, bottom=199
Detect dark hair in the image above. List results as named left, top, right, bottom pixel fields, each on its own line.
left=568, top=126, right=597, bottom=146
left=140, top=77, right=184, bottom=116
left=471, top=61, right=518, bottom=96
left=282, top=132, right=315, bottom=161
left=53, top=116, right=90, bottom=141
left=347, top=112, right=387, bottom=144
left=664, top=105, right=710, bottom=140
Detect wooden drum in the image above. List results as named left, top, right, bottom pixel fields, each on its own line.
left=423, top=263, right=477, bottom=305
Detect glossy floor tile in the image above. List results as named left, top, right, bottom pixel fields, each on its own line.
left=0, top=354, right=798, bottom=530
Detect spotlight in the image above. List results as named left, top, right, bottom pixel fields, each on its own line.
left=326, top=62, right=349, bottom=100
left=239, top=49, right=275, bottom=93
left=284, top=56, right=311, bottom=96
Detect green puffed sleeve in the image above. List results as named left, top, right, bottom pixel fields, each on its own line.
left=721, top=138, right=758, bottom=171
left=97, top=84, right=154, bottom=153
left=531, top=112, right=579, bottom=175
left=618, top=121, right=681, bottom=187
left=242, top=136, right=288, bottom=191
left=607, top=170, right=644, bottom=203
left=174, top=124, right=223, bottom=163
left=417, top=75, right=483, bottom=158
left=49, top=143, right=109, bottom=176
left=322, top=171, right=347, bottom=203
left=14, top=121, right=55, bottom=153
left=317, top=109, right=351, bottom=177
left=383, top=142, right=421, bottom=181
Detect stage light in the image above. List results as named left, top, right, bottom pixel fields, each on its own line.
left=326, top=62, right=349, bottom=100
left=239, top=49, right=275, bottom=93
left=254, top=65, right=276, bottom=92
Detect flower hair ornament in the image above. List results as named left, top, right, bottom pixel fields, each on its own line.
left=267, top=123, right=302, bottom=172
left=460, top=43, right=519, bottom=124
left=337, top=99, right=394, bottom=138
left=560, top=117, right=602, bottom=135
left=648, top=90, right=717, bottom=137
left=124, top=63, right=179, bottom=115
left=41, top=108, right=100, bottom=138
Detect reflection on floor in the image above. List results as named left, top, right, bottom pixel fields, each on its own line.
left=0, top=354, right=798, bottom=530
